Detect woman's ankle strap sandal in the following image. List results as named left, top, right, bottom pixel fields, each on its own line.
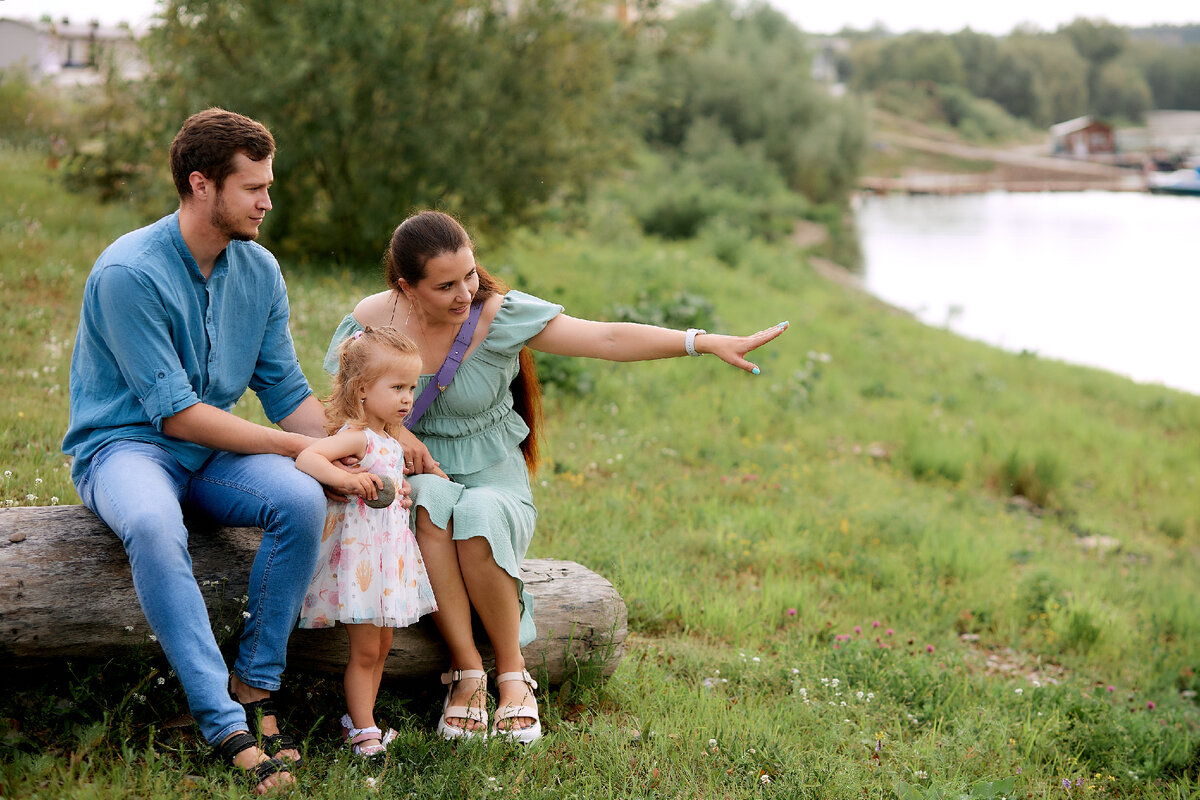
left=492, top=670, right=542, bottom=745
left=216, top=731, right=291, bottom=792
left=436, top=669, right=488, bottom=741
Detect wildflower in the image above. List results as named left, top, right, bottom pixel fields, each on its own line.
left=872, top=620, right=881, bottom=628
left=25, top=494, right=36, bottom=502
left=925, top=644, right=935, bottom=653
left=854, top=625, right=862, bottom=634
left=1063, top=779, right=1071, bottom=789
left=365, top=777, right=378, bottom=791
left=886, top=628, right=894, bottom=636
left=1147, top=701, right=1156, bottom=710
left=752, top=657, right=760, bottom=663
left=857, top=691, right=864, bottom=699
left=787, top=608, right=797, bottom=616
left=34, top=477, right=42, bottom=484
left=156, top=677, right=165, bottom=685
left=791, top=668, right=799, bottom=674
left=148, top=634, right=157, bottom=642
left=124, top=625, right=134, bottom=632
left=1106, top=685, right=1115, bottom=692
left=3, top=470, right=11, bottom=478
left=50, top=496, right=59, bottom=505
left=760, top=774, right=771, bottom=784
left=242, top=611, right=251, bottom=619
left=915, top=770, right=928, bottom=779
left=709, top=738, right=717, bottom=748
left=1015, top=688, right=1024, bottom=695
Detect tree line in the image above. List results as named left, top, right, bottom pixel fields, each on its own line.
left=840, top=19, right=1200, bottom=130
left=49, top=0, right=863, bottom=263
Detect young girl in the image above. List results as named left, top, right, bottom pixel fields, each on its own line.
left=296, top=326, right=438, bottom=756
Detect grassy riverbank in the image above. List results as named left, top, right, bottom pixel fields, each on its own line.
left=2, top=146, right=1199, bottom=799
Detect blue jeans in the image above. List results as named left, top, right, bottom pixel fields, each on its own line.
left=76, top=440, right=324, bottom=745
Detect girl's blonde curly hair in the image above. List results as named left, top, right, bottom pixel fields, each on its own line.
left=325, top=326, right=421, bottom=437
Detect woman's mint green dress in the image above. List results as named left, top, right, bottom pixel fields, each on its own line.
left=324, top=291, right=563, bottom=646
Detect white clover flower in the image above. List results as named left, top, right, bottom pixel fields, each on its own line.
left=1015, top=688, right=1023, bottom=695
left=124, top=625, right=134, bottom=632
left=148, top=634, right=157, bottom=642
left=25, top=494, right=36, bottom=502
left=760, top=774, right=771, bottom=784
left=857, top=691, right=864, bottom=699
left=242, top=611, right=251, bottom=619
left=157, top=677, right=165, bottom=685
left=3, top=470, right=11, bottom=478
left=916, top=770, right=928, bottom=779
left=34, top=477, right=42, bottom=484
left=50, top=496, right=59, bottom=505
left=365, top=777, right=377, bottom=791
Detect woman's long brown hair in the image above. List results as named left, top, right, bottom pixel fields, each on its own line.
left=385, top=210, right=543, bottom=473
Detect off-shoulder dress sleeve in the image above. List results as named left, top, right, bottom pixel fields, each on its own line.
left=323, top=313, right=365, bottom=375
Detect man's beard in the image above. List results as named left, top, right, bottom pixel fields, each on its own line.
left=211, top=193, right=259, bottom=242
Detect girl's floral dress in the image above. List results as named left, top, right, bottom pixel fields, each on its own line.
left=298, top=426, right=437, bottom=629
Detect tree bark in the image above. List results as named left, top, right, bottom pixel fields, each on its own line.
left=0, top=506, right=626, bottom=686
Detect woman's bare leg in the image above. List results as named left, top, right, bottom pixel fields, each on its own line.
left=413, top=508, right=486, bottom=732
left=456, top=536, right=534, bottom=730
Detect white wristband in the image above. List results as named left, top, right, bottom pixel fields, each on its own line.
left=685, top=328, right=706, bottom=357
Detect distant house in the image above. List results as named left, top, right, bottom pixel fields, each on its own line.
left=1050, top=116, right=1116, bottom=157
left=0, top=17, right=145, bottom=86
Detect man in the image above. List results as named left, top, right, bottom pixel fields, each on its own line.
left=64, top=108, right=325, bottom=793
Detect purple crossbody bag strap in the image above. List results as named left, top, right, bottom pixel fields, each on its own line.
left=404, top=300, right=485, bottom=430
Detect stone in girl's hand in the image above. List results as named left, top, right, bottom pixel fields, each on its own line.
left=363, top=476, right=396, bottom=509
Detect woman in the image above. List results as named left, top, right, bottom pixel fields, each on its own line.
left=325, top=211, right=787, bottom=743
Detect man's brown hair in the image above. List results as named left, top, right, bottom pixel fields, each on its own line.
left=169, top=108, right=275, bottom=199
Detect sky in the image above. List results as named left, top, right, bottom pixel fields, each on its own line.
left=4, top=0, right=1199, bottom=35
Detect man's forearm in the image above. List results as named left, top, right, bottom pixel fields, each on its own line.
left=162, top=402, right=313, bottom=458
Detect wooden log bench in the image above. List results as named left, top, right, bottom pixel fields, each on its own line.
left=0, top=506, right=627, bottom=687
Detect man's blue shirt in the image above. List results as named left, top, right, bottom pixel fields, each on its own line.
left=63, top=212, right=312, bottom=484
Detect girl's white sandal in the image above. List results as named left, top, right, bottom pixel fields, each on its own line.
left=492, top=669, right=542, bottom=744
left=435, top=668, right=489, bottom=740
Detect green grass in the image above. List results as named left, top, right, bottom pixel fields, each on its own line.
left=2, top=146, right=1199, bottom=798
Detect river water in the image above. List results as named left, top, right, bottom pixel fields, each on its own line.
left=856, top=190, right=1199, bottom=396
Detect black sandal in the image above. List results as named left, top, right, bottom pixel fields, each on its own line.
left=217, top=731, right=291, bottom=793
left=230, top=683, right=303, bottom=766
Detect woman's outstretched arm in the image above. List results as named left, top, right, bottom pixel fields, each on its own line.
left=527, top=315, right=789, bottom=374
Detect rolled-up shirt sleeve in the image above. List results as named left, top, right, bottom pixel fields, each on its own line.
left=249, top=268, right=312, bottom=422
left=92, top=265, right=199, bottom=430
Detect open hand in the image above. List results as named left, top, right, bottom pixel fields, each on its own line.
left=698, top=321, right=789, bottom=374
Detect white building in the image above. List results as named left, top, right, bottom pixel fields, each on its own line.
left=0, top=17, right=145, bottom=86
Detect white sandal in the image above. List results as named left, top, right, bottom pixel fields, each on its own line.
left=492, top=669, right=542, bottom=744
left=340, top=713, right=392, bottom=757
left=435, top=669, right=488, bottom=740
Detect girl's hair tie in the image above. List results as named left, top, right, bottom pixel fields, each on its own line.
left=351, top=330, right=364, bottom=340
